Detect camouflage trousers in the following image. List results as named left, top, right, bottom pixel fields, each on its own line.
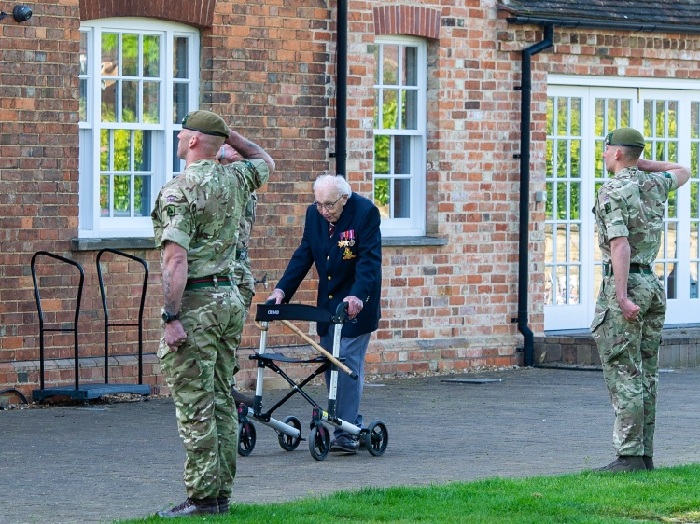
left=233, top=258, right=255, bottom=310
left=591, top=272, right=666, bottom=457
left=231, top=259, right=254, bottom=385
left=158, top=285, right=245, bottom=500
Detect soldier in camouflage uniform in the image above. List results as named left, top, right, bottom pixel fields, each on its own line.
left=220, top=144, right=258, bottom=407
left=233, top=190, right=257, bottom=309
left=151, top=110, right=273, bottom=517
left=591, top=127, right=689, bottom=473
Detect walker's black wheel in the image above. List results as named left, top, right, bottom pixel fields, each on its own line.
left=237, top=420, right=257, bottom=457
left=308, top=424, right=330, bottom=461
left=364, top=420, right=388, bottom=457
left=278, top=416, right=302, bottom=451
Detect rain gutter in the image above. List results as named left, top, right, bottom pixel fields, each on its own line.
left=506, top=16, right=700, bottom=36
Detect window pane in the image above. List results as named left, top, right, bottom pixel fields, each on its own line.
left=174, top=82, right=188, bottom=123
left=666, top=262, right=678, bottom=299
left=401, top=89, right=417, bottom=130
left=570, top=98, right=581, bottom=135
left=555, top=225, right=567, bottom=263
left=134, top=130, right=150, bottom=172
left=403, top=46, right=417, bottom=86
left=134, top=175, right=151, bottom=217
left=101, top=77, right=118, bottom=123
left=570, top=139, right=581, bottom=178
left=102, top=33, right=119, bottom=70
left=101, top=35, right=119, bottom=123
left=173, top=37, right=188, bottom=79
left=79, top=80, right=88, bottom=122
left=122, top=80, right=138, bottom=122
left=114, top=130, right=131, bottom=171
left=373, top=90, right=380, bottom=129
left=393, top=135, right=411, bottom=174
left=556, top=141, right=567, bottom=178
left=556, top=98, right=568, bottom=136
left=143, top=35, right=160, bottom=77
left=100, top=129, right=110, bottom=171
left=100, top=174, right=110, bottom=216
left=374, top=135, right=390, bottom=174
left=79, top=32, right=88, bottom=122
left=143, top=81, right=160, bottom=123
left=373, top=44, right=380, bottom=85
left=393, top=178, right=411, bottom=218
left=122, top=34, right=139, bottom=76
left=382, top=89, right=398, bottom=129
left=570, top=182, right=580, bottom=220
left=569, top=265, right=580, bottom=304
left=569, top=223, right=580, bottom=262
left=382, top=45, right=399, bottom=85
left=374, top=178, right=389, bottom=218
left=692, top=222, right=699, bottom=298
left=114, top=175, right=132, bottom=217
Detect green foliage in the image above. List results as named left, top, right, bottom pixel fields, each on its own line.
left=374, top=178, right=389, bottom=206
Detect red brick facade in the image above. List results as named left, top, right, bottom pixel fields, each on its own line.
left=1, top=0, right=699, bottom=397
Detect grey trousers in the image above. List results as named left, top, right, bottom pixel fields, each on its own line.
left=320, top=332, right=371, bottom=438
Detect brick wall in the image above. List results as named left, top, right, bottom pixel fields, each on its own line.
left=2, top=0, right=700, bottom=399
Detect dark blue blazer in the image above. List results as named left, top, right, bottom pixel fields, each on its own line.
left=275, top=193, right=382, bottom=337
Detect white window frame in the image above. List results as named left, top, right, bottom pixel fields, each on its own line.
left=373, top=36, right=427, bottom=237
left=545, top=76, right=700, bottom=331
left=78, top=18, right=200, bottom=239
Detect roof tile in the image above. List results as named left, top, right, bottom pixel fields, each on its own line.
left=498, top=0, right=700, bottom=26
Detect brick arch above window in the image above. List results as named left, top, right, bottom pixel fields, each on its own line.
left=372, top=5, right=441, bottom=39
left=79, top=0, right=215, bottom=29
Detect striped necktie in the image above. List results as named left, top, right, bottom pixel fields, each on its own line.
left=329, top=223, right=335, bottom=238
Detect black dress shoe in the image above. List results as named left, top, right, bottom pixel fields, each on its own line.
left=330, top=435, right=359, bottom=453
left=157, top=498, right=219, bottom=518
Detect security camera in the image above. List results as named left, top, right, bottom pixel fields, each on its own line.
left=13, top=5, right=32, bottom=22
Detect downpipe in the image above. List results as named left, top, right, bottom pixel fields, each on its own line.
left=515, top=24, right=553, bottom=367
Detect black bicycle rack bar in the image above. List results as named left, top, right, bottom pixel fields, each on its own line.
left=96, top=248, right=149, bottom=386
left=31, top=250, right=150, bottom=401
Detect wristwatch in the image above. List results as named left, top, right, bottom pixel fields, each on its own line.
left=161, top=309, right=180, bottom=324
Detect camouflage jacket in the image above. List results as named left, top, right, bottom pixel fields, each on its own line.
left=151, top=158, right=269, bottom=279
left=594, top=166, right=679, bottom=266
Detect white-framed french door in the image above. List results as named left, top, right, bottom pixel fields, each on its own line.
left=545, top=78, right=700, bottom=331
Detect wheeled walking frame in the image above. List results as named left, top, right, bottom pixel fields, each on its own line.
left=236, top=301, right=388, bottom=461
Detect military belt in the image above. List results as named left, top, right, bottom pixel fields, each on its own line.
left=603, top=262, right=653, bottom=277
left=185, top=275, right=233, bottom=290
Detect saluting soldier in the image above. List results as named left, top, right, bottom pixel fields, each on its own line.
left=151, top=110, right=273, bottom=516
left=592, top=127, right=690, bottom=472
left=219, top=143, right=258, bottom=407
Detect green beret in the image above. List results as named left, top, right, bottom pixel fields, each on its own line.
left=181, top=110, right=230, bottom=138
left=605, top=127, right=645, bottom=148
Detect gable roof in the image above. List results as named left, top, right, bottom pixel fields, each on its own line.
left=498, top=0, right=700, bottom=34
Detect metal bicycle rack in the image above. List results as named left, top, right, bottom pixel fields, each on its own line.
left=31, top=250, right=150, bottom=401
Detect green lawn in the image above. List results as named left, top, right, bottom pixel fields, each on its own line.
left=119, top=464, right=700, bottom=523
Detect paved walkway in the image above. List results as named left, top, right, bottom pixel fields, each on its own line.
left=2, top=366, right=700, bottom=524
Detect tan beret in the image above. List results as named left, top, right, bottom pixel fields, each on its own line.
left=181, top=110, right=230, bottom=138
